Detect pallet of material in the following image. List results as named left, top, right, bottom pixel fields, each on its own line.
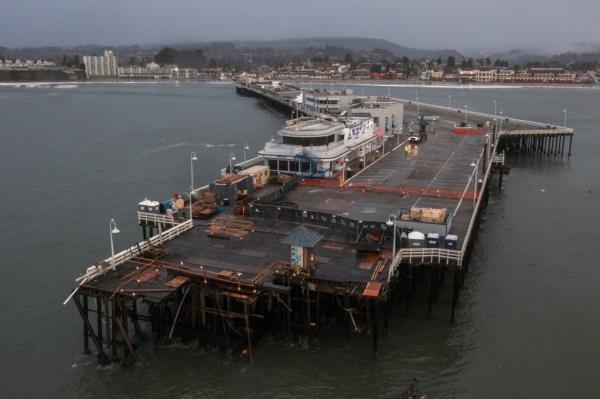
left=192, top=202, right=218, bottom=219
left=211, top=216, right=255, bottom=231
left=195, top=190, right=216, bottom=203
left=206, top=224, right=250, bottom=239
left=409, top=207, right=447, bottom=223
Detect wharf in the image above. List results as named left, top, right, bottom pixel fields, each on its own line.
left=66, top=82, right=575, bottom=366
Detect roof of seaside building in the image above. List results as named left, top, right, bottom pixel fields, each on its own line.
left=278, top=118, right=345, bottom=137
left=281, top=226, right=323, bottom=248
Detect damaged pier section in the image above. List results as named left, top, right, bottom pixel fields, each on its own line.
left=66, top=96, right=574, bottom=366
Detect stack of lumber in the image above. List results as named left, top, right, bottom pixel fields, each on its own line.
left=206, top=216, right=255, bottom=239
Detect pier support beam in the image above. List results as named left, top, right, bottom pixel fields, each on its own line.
left=82, top=295, right=91, bottom=355
left=568, top=135, right=572, bottom=156
left=74, top=294, right=110, bottom=365
left=96, top=296, right=103, bottom=346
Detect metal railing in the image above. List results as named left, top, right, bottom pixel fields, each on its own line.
left=137, top=211, right=177, bottom=226
left=74, top=219, right=193, bottom=284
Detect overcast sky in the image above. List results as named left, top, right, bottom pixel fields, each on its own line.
left=1, top=0, right=598, bottom=52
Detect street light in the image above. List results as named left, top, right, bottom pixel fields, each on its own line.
left=415, top=90, right=420, bottom=121
left=386, top=214, right=397, bottom=256
left=497, top=110, right=504, bottom=138
left=493, top=100, right=497, bottom=120
left=190, top=152, right=197, bottom=192
left=229, top=153, right=236, bottom=174
left=464, top=105, right=469, bottom=125
left=189, top=184, right=194, bottom=221
left=470, top=158, right=478, bottom=207
left=448, top=94, right=452, bottom=110
left=341, top=157, right=350, bottom=187
left=243, top=143, right=250, bottom=161
left=563, top=108, right=567, bottom=127
left=109, top=218, right=120, bottom=271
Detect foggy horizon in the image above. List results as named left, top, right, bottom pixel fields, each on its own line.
left=1, top=0, right=599, bottom=54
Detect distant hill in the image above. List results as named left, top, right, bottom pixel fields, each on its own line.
left=468, top=44, right=600, bottom=66
left=227, top=37, right=463, bottom=60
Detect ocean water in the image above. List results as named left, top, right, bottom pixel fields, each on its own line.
left=0, top=82, right=598, bottom=398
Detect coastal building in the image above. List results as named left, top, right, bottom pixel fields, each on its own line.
left=429, top=69, right=444, bottom=80
left=497, top=68, right=516, bottom=82
left=456, top=68, right=477, bottom=81
left=83, top=50, right=118, bottom=78
left=171, top=67, right=199, bottom=80
left=118, top=64, right=171, bottom=80
left=349, top=100, right=404, bottom=137
left=303, top=90, right=362, bottom=115
left=475, top=69, right=497, bottom=82
left=258, top=116, right=381, bottom=177
left=351, top=68, right=370, bottom=80
left=515, top=68, right=576, bottom=83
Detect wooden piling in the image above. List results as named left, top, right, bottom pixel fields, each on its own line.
left=82, top=295, right=91, bottom=355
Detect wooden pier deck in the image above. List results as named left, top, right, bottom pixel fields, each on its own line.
left=66, top=84, right=574, bottom=366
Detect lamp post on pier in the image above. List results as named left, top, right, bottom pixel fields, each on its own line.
left=563, top=108, right=567, bottom=127
left=190, top=152, right=197, bottom=191
left=470, top=158, right=478, bottom=207
left=415, top=90, right=420, bottom=121
left=228, top=153, right=236, bottom=174
left=386, top=214, right=398, bottom=256
left=464, top=105, right=469, bottom=125
left=109, top=218, right=120, bottom=271
left=341, top=157, right=350, bottom=187
left=243, top=143, right=250, bottom=161
left=493, top=100, right=497, bottom=120
left=448, top=94, right=452, bottom=110
left=189, top=184, right=194, bottom=221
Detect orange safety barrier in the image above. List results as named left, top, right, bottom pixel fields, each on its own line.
left=300, top=178, right=478, bottom=200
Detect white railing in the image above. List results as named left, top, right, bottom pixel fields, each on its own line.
left=260, top=140, right=348, bottom=159
left=302, top=141, right=347, bottom=158
left=234, top=156, right=264, bottom=169
left=491, top=153, right=505, bottom=165
left=389, top=96, right=566, bottom=130
left=261, top=142, right=302, bottom=156
left=137, top=211, right=176, bottom=226
left=74, top=219, right=193, bottom=284
left=387, top=247, right=462, bottom=281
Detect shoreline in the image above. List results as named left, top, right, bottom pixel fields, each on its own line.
left=0, top=79, right=231, bottom=87
left=0, top=78, right=597, bottom=90
left=285, top=78, right=598, bottom=89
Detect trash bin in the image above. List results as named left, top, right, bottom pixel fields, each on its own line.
left=408, top=231, right=426, bottom=248
left=444, top=234, right=458, bottom=250
left=427, top=233, right=440, bottom=248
